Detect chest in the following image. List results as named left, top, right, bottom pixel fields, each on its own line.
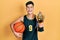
left=24, top=20, right=36, bottom=27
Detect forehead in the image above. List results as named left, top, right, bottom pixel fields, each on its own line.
left=26, top=4, right=34, bottom=7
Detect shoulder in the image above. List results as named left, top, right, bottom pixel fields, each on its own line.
left=33, top=14, right=36, bottom=19
left=19, top=15, right=26, bottom=22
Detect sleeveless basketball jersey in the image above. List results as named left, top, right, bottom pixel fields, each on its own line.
left=23, top=15, right=38, bottom=40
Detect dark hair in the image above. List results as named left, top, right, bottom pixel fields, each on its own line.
left=26, top=1, right=34, bottom=7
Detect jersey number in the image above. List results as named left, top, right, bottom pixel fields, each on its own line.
left=29, top=25, right=33, bottom=31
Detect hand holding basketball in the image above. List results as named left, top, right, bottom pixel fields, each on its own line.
left=13, top=22, right=25, bottom=33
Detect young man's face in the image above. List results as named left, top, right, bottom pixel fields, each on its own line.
left=26, top=4, right=34, bottom=14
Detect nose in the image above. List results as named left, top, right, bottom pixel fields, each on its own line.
left=29, top=8, right=32, bottom=11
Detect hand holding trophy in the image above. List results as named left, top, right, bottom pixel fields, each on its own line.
left=37, top=11, right=44, bottom=23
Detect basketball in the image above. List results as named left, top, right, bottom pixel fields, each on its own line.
left=13, top=22, right=25, bottom=33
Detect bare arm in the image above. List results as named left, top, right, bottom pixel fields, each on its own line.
left=10, top=16, right=24, bottom=38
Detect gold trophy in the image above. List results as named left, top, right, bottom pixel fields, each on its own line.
left=37, top=12, right=44, bottom=23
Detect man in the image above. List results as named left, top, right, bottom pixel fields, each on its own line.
left=10, top=1, right=44, bottom=40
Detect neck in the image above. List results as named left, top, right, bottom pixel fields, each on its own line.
left=27, top=13, right=33, bottom=17
left=27, top=13, right=35, bottom=20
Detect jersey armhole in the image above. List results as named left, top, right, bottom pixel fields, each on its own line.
left=23, top=15, right=26, bottom=22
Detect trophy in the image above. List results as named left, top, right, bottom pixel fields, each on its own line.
left=37, top=12, right=44, bottom=23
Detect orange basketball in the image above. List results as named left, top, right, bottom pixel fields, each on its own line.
left=13, top=22, right=25, bottom=33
